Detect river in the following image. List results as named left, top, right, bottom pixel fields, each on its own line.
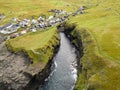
left=39, top=32, right=78, bottom=90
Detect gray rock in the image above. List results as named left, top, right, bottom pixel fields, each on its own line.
left=0, top=41, right=32, bottom=90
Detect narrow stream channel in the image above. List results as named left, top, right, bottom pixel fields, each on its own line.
left=39, top=32, right=78, bottom=90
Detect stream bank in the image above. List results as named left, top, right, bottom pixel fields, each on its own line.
left=40, top=32, right=80, bottom=90
left=0, top=30, right=60, bottom=90
left=63, top=22, right=116, bottom=90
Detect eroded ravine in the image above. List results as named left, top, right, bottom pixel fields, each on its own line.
left=39, top=32, right=78, bottom=90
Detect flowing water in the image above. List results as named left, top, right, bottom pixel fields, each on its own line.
left=40, top=33, right=78, bottom=90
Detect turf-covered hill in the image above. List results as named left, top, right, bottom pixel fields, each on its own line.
left=64, top=0, right=120, bottom=90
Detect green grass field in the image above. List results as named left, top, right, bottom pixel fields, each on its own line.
left=64, top=0, right=120, bottom=90
left=1, top=0, right=120, bottom=90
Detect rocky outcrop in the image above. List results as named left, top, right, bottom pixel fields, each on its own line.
left=23, top=44, right=59, bottom=90
left=0, top=33, right=60, bottom=90
left=63, top=22, right=120, bottom=90
left=0, top=41, right=31, bottom=90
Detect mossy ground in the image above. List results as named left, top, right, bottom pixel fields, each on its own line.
left=65, top=0, right=120, bottom=90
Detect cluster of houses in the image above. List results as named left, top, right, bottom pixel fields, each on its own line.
left=72, top=6, right=86, bottom=16
left=0, top=10, right=70, bottom=40
left=0, top=6, right=86, bottom=40
left=49, top=9, right=68, bottom=16
left=0, top=23, right=20, bottom=34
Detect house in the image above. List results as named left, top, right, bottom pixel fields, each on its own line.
left=48, top=16, right=54, bottom=20
left=31, top=28, right=36, bottom=32
left=79, top=6, right=86, bottom=10
left=20, top=30, right=27, bottom=35
left=12, top=18, right=19, bottom=22
left=32, top=19, right=38, bottom=24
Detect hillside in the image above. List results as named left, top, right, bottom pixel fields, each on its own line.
left=64, top=0, right=120, bottom=90
left=6, top=28, right=59, bottom=64
left=0, top=0, right=81, bottom=25
left=0, top=0, right=120, bottom=90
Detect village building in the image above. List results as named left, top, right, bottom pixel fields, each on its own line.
left=31, top=28, right=37, bottom=32
left=0, top=8, right=79, bottom=38
left=20, top=30, right=27, bottom=35
left=32, top=19, right=38, bottom=24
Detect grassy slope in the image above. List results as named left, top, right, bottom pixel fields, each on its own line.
left=65, top=0, right=120, bottom=90
left=0, top=0, right=54, bottom=25
left=0, top=0, right=80, bottom=25
left=6, top=28, right=60, bottom=65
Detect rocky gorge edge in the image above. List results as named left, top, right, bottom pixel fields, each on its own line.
left=0, top=30, right=60, bottom=90
left=63, top=22, right=120, bottom=90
